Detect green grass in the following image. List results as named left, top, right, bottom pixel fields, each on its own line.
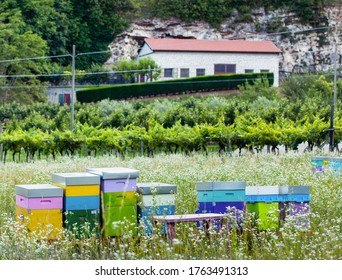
left=0, top=152, right=341, bottom=260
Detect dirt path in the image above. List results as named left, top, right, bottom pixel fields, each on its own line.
left=128, top=89, right=241, bottom=101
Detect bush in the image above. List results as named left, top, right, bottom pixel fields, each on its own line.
left=76, top=73, right=274, bottom=103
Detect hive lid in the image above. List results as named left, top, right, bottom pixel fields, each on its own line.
left=212, top=181, right=246, bottom=190
left=311, top=156, right=330, bottom=161
left=196, top=181, right=246, bottom=191
left=15, top=184, right=63, bottom=197
left=137, top=182, right=177, bottom=194
left=279, top=186, right=310, bottom=195
left=51, top=172, right=101, bottom=186
left=195, top=182, right=213, bottom=191
left=329, top=157, right=342, bottom=161
left=86, top=167, right=139, bottom=180
left=246, top=186, right=280, bottom=195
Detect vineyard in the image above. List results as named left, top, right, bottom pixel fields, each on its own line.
left=0, top=76, right=342, bottom=163
left=0, top=74, right=342, bottom=262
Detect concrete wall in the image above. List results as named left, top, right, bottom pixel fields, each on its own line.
left=45, top=87, right=72, bottom=104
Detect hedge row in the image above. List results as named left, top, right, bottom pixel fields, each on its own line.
left=76, top=73, right=274, bottom=103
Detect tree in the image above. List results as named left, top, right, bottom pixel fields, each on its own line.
left=113, top=60, right=137, bottom=82
left=149, top=0, right=233, bottom=27
left=280, top=74, right=317, bottom=101
left=113, top=58, right=161, bottom=83
left=0, top=4, right=49, bottom=104
left=68, top=0, right=133, bottom=69
left=14, top=0, right=72, bottom=61
left=78, top=64, right=111, bottom=86
left=137, top=57, right=161, bottom=82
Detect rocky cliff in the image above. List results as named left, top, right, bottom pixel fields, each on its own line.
left=106, top=6, right=342, bottom=77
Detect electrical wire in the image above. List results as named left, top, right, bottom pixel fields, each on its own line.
left=0, top=23, right=340, bottom=87
left=0, top=54, right=71, bottom=64
left=0, top=72, right=338, bottom=90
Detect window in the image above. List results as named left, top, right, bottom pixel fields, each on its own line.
left=260, top=69, right=269, bottom=72
left=164, top=68, right=173, bottom=78
left=214, top=64, right=236, bottom=74
left=180, top=68, right=190, bottom=78
left=245, top=69, right=254, bottom=73
left=196, top=68, right=206, bottom=76
left=214, top=64, right=226, bottom=73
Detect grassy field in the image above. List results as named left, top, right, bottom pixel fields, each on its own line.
left=0, top=152, right=341, bottom=260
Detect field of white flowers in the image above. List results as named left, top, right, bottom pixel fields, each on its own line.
left=0, top=152, right=341, bottom=260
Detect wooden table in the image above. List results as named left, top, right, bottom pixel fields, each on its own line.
left=153, top=213, right=227, bottom=243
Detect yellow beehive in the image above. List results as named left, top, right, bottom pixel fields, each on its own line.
left=16, top=206, right=63, bottom=239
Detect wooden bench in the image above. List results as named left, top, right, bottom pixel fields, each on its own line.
left=153, top=213, right=227, bottom=243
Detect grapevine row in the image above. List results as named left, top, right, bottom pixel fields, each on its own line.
left=1, top=115, right=340, bottom=163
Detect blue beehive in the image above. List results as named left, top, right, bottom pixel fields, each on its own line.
left=196, top=181, right=246, bottom=228
left=137, top=182, right=177, bottom=234
left=311, top=156, right=330, bottom=174
left=278, top=186, right=310, bottom=229
left=328, top=157, right=342, bottom=176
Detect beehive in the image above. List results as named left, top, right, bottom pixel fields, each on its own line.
left=278, top=186, right=310, bottom=229
left=15, top=184, right=63, bottom=239
left=86, top=167, right=139, bottom=237
left=196, top=181, right=246, bottom=228
left=245, top=186, right=280, bottom=231
left=51, top=172, right=101, bottom=237
left=311, top=156, right=330, bottom=174
left=137, top=182, right=177, bottom=234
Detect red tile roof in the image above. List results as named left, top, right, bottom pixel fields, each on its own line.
left=145, top=38, right=281, bottom=54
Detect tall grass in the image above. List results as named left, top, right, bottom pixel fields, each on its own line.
left=0, top=152, right=341, bottom=260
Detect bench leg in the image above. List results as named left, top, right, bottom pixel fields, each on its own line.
left=166, top=222, right=175, bottom=243
left=204, top=219, right=211, bottom=240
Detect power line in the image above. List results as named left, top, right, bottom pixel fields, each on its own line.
left=77, top=50, right=111, bottom=57
left=0, top=54, right=71, bottom=64
left=0, top=71, right=338, bottom=90
left=0, top=23, right=340, bottom=83
left=0, top=49, right=112, bottom=64
left=0, top=24, right=339, bottom=65
left=0, top=61, right=339, bottom=80
left=0, top=73, right=70, bottom=78
left=0, top=68, right=161, bottom=79
left=246, top=25, right=341, bottom=38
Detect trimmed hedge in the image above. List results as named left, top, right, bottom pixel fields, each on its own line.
left=76, top=72, right=274, bottom=103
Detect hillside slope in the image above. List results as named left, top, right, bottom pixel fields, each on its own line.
left=106, top=6, right=342, bottom=76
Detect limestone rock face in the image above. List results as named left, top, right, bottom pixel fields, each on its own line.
left=107, top=7, right=342, bottom=74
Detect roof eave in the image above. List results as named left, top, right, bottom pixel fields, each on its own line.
left=150, top=49, right=281, bottom=54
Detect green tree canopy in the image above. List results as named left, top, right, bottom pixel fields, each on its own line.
left=14, top=0, right=72, bottom=60
left=1, top=0, right=133, bottom=69
left=0, top=3, right=49, bottom=104
left=113, top=57, right=161, bottom=82
left=68, top=0, right=133, bottom=69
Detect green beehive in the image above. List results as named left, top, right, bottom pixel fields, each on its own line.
left=103, top=192, right=137, bottom=207
left=103, top=206, right=137, bottom=237
left=246, top=202, right=279, bottom=231
left=64, top=209, right=100, bottom=237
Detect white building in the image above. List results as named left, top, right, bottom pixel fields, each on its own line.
left=137, top=38, right=281, bottom=86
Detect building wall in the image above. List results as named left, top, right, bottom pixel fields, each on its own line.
left=45, top=87, right=72, bottom=104
left=138, top=43, right=153, bottom=57
left=138, top=50, right=280, bottom=86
